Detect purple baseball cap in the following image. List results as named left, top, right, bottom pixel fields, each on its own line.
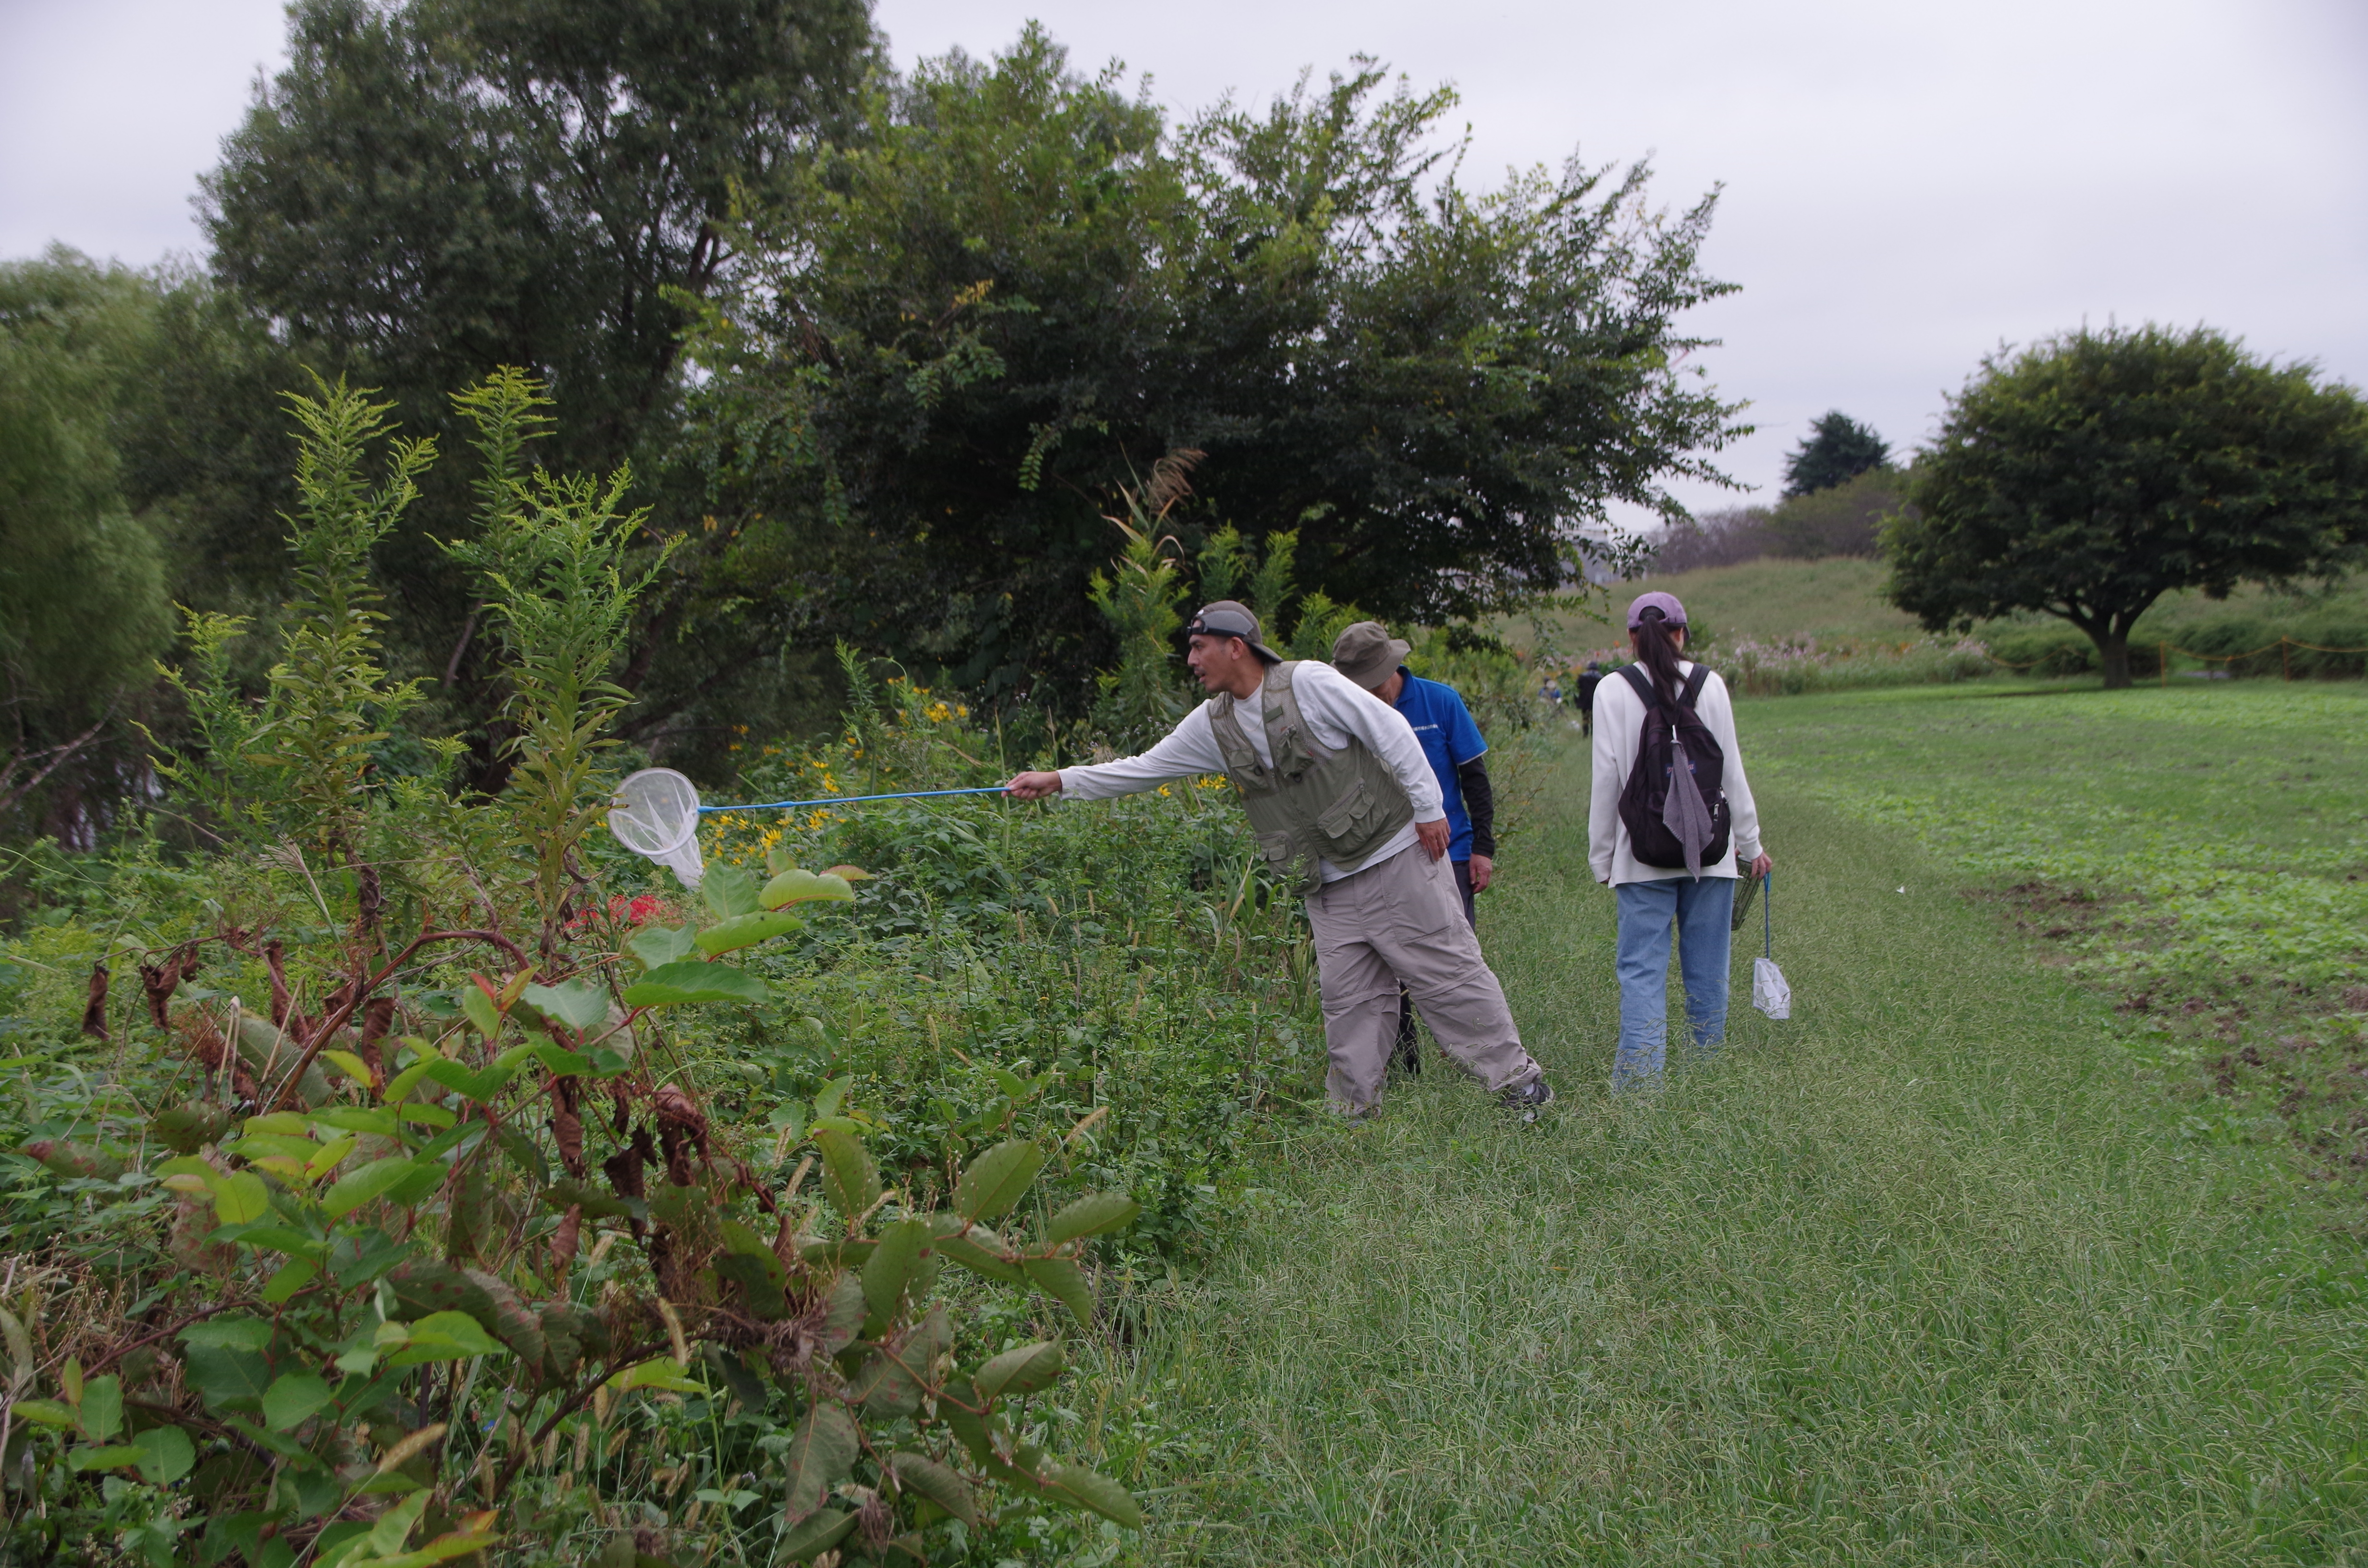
left=1626, top=590, right=1688, bottom=629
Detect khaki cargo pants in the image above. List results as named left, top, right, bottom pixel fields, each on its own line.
left=1304, top=844, right=1542, bottom=1112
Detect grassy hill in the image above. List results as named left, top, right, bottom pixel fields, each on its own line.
left=1512, top=556, right=2368, bottom=679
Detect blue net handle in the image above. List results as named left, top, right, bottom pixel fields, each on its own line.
left=699, top=785, right=1011, bottom=815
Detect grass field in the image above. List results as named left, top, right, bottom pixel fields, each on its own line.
left=1514, top=556, right=2368, bottom=673
left=1076, top=688, right=2368, bottom=1566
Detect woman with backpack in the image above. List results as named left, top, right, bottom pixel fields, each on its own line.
left=1589, top=591, right=1772, bottom=1090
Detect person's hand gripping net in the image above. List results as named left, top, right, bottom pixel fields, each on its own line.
left=1005, top=771, right=1063, bottom=800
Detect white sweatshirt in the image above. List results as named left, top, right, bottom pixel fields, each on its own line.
left=1058, top=660, right=1443, bottom=882
left=1588, top=661, right=1764, bottom=886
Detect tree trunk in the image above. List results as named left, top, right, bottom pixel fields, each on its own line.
left=2097, top=631, right=2134, bottom=689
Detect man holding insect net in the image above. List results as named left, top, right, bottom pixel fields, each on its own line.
left=1006, top=601, right=1557, bottom=1121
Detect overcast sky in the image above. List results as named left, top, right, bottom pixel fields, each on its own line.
left=4, top=0, right=2363, bottom=514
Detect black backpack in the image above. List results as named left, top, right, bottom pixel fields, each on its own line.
left=1616, top=664, right=1731, bottom=875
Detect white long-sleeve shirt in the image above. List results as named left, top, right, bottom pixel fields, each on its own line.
left=1059, top=661, right=1443, bottom=882
left=1589, top=661, right=1764, bottom=885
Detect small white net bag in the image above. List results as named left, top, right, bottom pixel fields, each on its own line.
left=1750, top=867, right=1790, bottom=1020
left=608, top=768, right=705, bottom=889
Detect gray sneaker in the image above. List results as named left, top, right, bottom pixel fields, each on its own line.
left=1500, top=1076, right=1555, bottom=1122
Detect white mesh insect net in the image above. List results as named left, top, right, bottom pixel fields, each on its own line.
left=608, top=768, right=705, bottom=889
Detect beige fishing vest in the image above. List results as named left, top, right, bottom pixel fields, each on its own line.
left=1207, top=661, right=1416, bottom=896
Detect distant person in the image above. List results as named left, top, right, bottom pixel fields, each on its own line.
left=1330, top=621, right=1497, bottom=1076
left=1589, top=593, right=1771, bottom=1090
left=1575, top=662, right=1603, bottom=736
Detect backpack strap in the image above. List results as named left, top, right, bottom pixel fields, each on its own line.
left=1679, top=663, right=1711, bottom=710
left=1616, top=664, right=1659, bottom=710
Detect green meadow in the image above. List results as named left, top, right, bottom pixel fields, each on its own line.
left=1083, top=682, right=2368, bottom=1566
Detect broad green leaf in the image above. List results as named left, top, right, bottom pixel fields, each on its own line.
left=367, top=1492, right=431, bottom=1556
left=242, top=1112, right=310, bottom=1137
left=383, top=1059, right=438, bottom=1104
left=619, top=962, right=767, bottom=1008
left=132, top=1424, right=195, bottom=1484
left=6, top=1398, right=72, bottom=1426
left=818, top=1273, right=866, bottom=1354
left=321, top=1050, right=378, bottom=1088
left=862, top=1218, right=930, bottom=1323
left=67, top=1444, right=145, bottom=1472
left=76, top=1375, right=123, bottom=1441
left=262, top=1258, right=318, bottom=1304
left=1039, top=1457, right=1146, bottom=1529
left=180, top=1316, right=273, bottom=1352
left=181, top=1344, right=273, bottom=1410
left=1021, top=1256, right=1094, bottom=1326
left=693, top=910, right=802, bottom=956
left=936, top=1378, right=996, bottom=1462
left=606, top=1357, right=704, bottom=1394
left=974, top=1340, right=1064, bottom=1401
left=518, top=980, right=611, bottom=1034
left=309, top=1107, right=400, bottom=1137
left=211, top=1171, right=271, bottom=1225
left=888, top=1451, right=979, bottom=1526
left=703, top=863, right=762, bottom=920
left=780, top=1403, right=859, bottom=1522
left=774, top=1508, right=856, bottom=1563
left=398, top=1311, right=503, bottom=1359
left=322, top=1157, right=425, bottom=1220
left=492, top=1042, right=593, bottom=1078
left=926, top=1216, right=1023, bottom=1283
left=812, top=1127, right=880, bottom=1219
left=812, top=1076, right=851, bottom=1118
left=1046, top=1193, right=1141, bottom=1243
left=851, top=1346, right=922, bottom=1417
left=262, top=1372, right=334, bottom=1432
left=459, top=984, right=503, bottom=1041
left=626, top=923, right=697, bottom=970
left=537, top=1178, right=645, bottom=1222
left=229, top=1134, right=321, bottom=1164
left=760, top=869, right=855, bottom=908
left=306, top=1136, right=358, bottom=1177
left=419, top=1060, right=515, bottom=1101
left=953, top=1139, right=1044, bottom=1223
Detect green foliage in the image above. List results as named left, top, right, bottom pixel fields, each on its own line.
left=1764, top=465, right=1902, bottom=559
left=199, top=0, right=877, bottom=789
left=1779, top=408, right=1889, bottom=498
left=1087, top=459, right=1196, bottom=745
left=1886, top=323, right=2368, bottom=686
left=442, top=368, right=673, bottom=954
left=689, top=27, right=1744, bottom=704
left=0, top=249, right=177, bottom=826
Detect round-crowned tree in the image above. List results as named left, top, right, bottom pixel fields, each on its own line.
left=1884, top=324, right=2368, bottom=688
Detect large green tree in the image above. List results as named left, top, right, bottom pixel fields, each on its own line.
left=1885, top=324, right=2368, bottom=687
left=681, top=31, right=1746, bottom=705
left=1780, top=410, right=1888, bottom=498
left=200, top=0, right=877, bottom=778
left=0, top=252, right=179, bottom=832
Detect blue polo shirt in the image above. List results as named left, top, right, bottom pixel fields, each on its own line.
left=1389, top=667, right=1488, bottom=861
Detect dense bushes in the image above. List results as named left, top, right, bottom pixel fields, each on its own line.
left=0, top=374, right=1337, bottom=1568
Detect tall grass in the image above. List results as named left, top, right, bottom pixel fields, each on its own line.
left=1080, top=744, right=2367, bottom=1566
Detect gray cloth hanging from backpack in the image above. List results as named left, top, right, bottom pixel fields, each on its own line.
left=1661, top=734, right=1719, bottom=878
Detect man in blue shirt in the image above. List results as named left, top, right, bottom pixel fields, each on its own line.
left=1332, top=622, right=1499, bottom=1075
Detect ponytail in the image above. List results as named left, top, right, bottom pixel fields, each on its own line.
left=1630, top=607, right=1687, bottom=706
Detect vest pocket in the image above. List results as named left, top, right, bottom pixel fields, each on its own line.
left=1315, top=777, right=1378, bottom=848
left=1255, top=830, right=1295, bottom=867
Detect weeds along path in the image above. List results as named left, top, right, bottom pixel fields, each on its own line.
left=1092, top=735, right=2367, bottom=1567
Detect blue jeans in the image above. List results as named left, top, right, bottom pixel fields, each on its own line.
left=1613, top=877, right=1736, bottom=1089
